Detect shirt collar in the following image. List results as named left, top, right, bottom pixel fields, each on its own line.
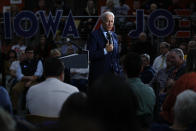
left=101, top=25, right=110, bottom=38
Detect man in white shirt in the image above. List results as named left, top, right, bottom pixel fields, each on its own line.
left=152, top=42, right=170, bottom=73
left=26, top=57, right=79, bottom=118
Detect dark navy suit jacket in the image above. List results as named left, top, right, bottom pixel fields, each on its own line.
left=87, top=28, right=121, bottom=85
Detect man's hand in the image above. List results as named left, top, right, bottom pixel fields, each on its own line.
left=25, top=81, right=32, bottom=87
left=106, top=41, right=113, bottom=52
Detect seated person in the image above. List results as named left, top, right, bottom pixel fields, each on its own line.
left=140, top=53, right=155, bottom=84
left=123, top=52, right=155, bottom=128
left=26, top=57, right=79, bottom=118
left=11, top=47, right=43, bottom=114
left=0, top=86, right=13, bottom=114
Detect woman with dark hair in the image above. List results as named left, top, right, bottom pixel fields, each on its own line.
left=4, top=50, right=17, bottom=76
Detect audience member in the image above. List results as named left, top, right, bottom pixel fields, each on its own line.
left=70, top=67, right=89, bottom=92
left=179, top=42, right=188, bottom=60
left=49, top=48, right=61, bottom=58
left=152, top=42, right=170, bottom=73
left=78, top=0, right=98, bottom=39
left=48, top=92, right=104, bottom=131
left=59, top=92, right=88, bottom=121
left=123, top=52, right=155, bottom=128
left=11, top=47, right=43, bottom=114
left=172, top=90, right=196, bottom=130
left=166, top=48, right=186, bottom=89
left=0, top=86, right=13, bottom=114
left=34, top=35, right=53, bottom=60
left=26, top=57, right=79, bottom=118
left=149, top=49, right=183, bottom=121
left=150, top=50, right=177, bottom=94
left=0, top=107, right=16, bottom=131
left=61, top=41, right=78, bottom=56
left=101, top=0, right=116, bottom=14
left=140, top=53, right=155, bottom=84
left=8, top=51, right=26, bottom=90
left=152, top=90, right=196, bottom=131
left=115, top=0, right=131, bottom=32
left=87, top=74, right=141, bottom=131
left=187, top=40, right=196, bottom=53
left=131, top=32, right=152, bottom=56
left=161, top=49, right=196, bottom=123
left=4, top=50, right=17, bottom=77
left=11, top=38, right=26, bottom=57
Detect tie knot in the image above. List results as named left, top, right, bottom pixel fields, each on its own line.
left=106, top=32, right=111, bottom=40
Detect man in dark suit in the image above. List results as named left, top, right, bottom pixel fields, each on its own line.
left=87, top=11, right=121, bottom=86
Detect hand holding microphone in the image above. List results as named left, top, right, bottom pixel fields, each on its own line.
left=106, top=41, right=113, bottom=52
left=106, top=31, right=113, bottom=52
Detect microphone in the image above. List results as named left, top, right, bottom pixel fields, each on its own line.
left=106, top=31, right=113, bottom=45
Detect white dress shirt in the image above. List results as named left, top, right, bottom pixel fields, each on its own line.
left=152, top=54, right=167, bottom=73
left=26, top=78, right=79, bottom=118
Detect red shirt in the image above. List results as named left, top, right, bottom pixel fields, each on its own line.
left=161, top=72, right=196, bottom=123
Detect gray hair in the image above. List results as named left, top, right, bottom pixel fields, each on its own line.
left=174, top=90, right=196, bottom=126
left=101, top=11, right=115, bottom=22
left=170, top=48, right=184, bottom=60
left=160, top=42, right=170, bottom=49
left=0, top=108, right=16, bottom=131
left=141, top=53, right=150, bottom=62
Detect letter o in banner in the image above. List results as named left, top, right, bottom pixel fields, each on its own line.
left=14, top=11, right=38, bottom=38
left=148, top=9, right=174, bottom=37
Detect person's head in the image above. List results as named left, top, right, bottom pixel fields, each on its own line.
left=0, top=108, right=16, bottom=131
left=50, top=49, right=61, bottom=58
left=179, top=42, right=187, bottom=55
left=8, top=50, right=17, bottom=61
left=38, top=0, right=46, bottom=8
left=150, top=3, right=157, bottom=11
left=87, top=0, right=95, bottom=9
left=174, top=90, right=196, bottom=127
left=54, top=0, right=63, bottom=9
left=39, top=35, right=46, bottom=45
left=141, top=53, right=150, bottom=67
left=166, top=51, right=176, bottom=68
left=160, top=42, right=170, bottom=55
left=106, top=0, right=114, bottom=8
left=119, top=0, right=126, bottom=5
left=44, top=57, right=65, bottom=81
left=59, top=92, right=104, bottom=131
left=188, top=40, right=196, bottom=53
left=25, top=46, right=34, bottom=60
left=101, top=11, right=114, bottom=31
left=166, top=48, right=184, bottom=68
left=170, top=48, right=184, bottom=66
left=87, top=74, right=139, bottom=131
left=123, top=52, right=143, bottom=78
left=18, top=38, right=25, bottom=46
left=139, top=32, right=147, bottom=42
left=18, top=51, right=26, bottom=61
left=10, top=4, right=18, bottom=14
left=59, top=92, right=88, bottom=121
left=186, top=49, right=196, bottom=73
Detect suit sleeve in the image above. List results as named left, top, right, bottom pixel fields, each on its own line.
left=87, top=33, right=105, bottom=62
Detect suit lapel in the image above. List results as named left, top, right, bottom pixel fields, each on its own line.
left=98, top=28, right=107, bottom=46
